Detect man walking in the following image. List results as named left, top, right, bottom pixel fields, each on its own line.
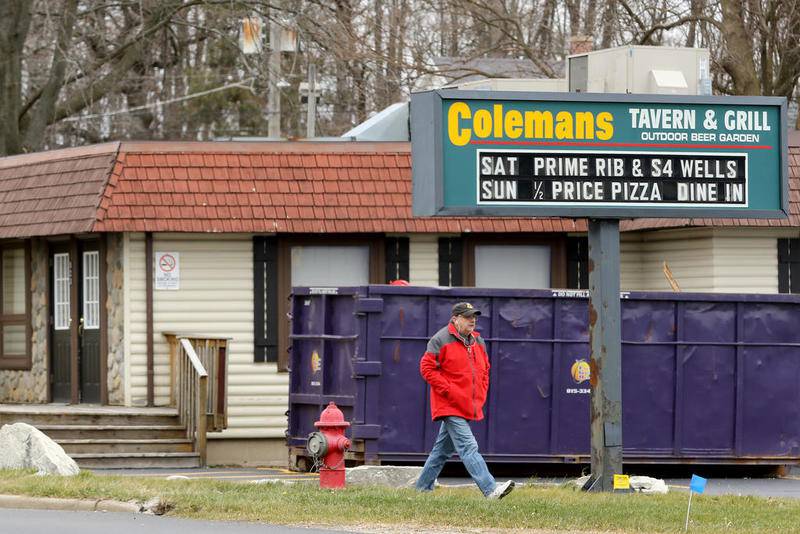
left=415, top=302, right=515, bottom=500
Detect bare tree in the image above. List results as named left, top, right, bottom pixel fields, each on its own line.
left=3, top=0, right=800, bottom=155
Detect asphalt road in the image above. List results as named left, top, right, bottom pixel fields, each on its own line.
left=0, top=508, right=358, bottom=534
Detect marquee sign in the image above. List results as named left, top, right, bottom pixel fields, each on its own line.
left=411, top=90, right=788, bottom=218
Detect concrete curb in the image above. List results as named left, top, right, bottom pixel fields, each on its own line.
left=0, top=494, right=142, bottom=513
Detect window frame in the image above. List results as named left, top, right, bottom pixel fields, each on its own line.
left=265, top=235, right=383, bottom=372
left=385, top=237, right=410, bottom=283
left=253, top=236, right=279, bottom=363
left=778, top=238, right=800, bottom=294
left=82, top=250, right=100, bottom=330
left=438, top=237, right=463, bottom=286
left=462, top=234, right=567, bottom=288
left=53, top=252, right=71, bottom=330
left=0, top=241, right=32, bottom=370
left=567, top=236, right=589, bottom=289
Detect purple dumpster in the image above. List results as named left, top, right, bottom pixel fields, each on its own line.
left=287, top=285, right=800, bottom=468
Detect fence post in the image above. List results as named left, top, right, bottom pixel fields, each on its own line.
left=197, top=374, right=208, bottom=467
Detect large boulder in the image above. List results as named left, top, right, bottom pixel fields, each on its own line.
left=0, top=422, right=79, bottom=476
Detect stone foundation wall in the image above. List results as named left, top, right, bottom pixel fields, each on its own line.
left=106, top=233, right=125, bottom=405
left=0, top=239, right=48, bottom=403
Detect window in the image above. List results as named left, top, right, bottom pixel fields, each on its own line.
left=385, top=237, right=409, bottom=282
left=778, top=238, right=800, bottom=293
left=438, top=238, right=463, bottom=286
left=567, top=237, right=589, bottom=289
left=83, top=251, right=99, bottom=329
left=474, top=245, right=551, bottom=289
left=253, top=237, right=278, bottom=363
left=53, top=253, right=70, bottom=330
left=0, top=242, right=31, bottom=370
left=291, top=245, right=370, bottom=286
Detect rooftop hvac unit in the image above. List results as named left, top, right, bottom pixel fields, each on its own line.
left=568, top=45, right=711, bottom=95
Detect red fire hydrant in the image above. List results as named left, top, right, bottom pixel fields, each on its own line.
left=306, top=402, right=351, bottom=489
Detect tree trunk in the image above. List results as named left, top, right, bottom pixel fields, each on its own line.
left=354, top=62, right=367, bottom=123
left=374, top=0, right=385, bottom=110
left=448, top=3, right=459, bottom=57
left=162, top=11, right=188, bottom=139
left=566, top=0, right=581, bottom=37
left=685, top=0, right=701, bottom=47
left=23, top=0, right=78, bottom=152
left=773, top=1, right=800, bottom=98
left=121, top=60, right=156, bottom=139
left=0, top=0, right=32, bottom=156
left=334, top=0, right=353, bottom=130
left=536, top=0, right=556, bottom=53
left=386, top=0, right=402, bottom=103
left=720, top=0, right=760, bottom=95
left=600, top=0, right=616, bottom=48
left=583, top=0, right=598, bottom=37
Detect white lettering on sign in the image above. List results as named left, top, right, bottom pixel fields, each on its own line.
left=566, top=388, right=591, bottom=394
left=551, top=290, right=631, bottom=299
left=533, top=156, right=589, bottom=177
left=477, top=149, right=748, bottom=208
left=309, top=287, right=339, bottom=294
left=480, top=156, right=519, bottom=175
left=723, top=110, right=770, bottom=131
left=155, top=252, right=180, bottom=290
left=481, top=180, right=518, bottom=200
left=629, top=108, right=696, bottom=130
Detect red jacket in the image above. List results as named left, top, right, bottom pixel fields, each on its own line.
left=420, top=323, right=490, bottom=421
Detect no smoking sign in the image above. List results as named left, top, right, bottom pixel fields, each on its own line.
left=155, top=251, right=180, bottom=290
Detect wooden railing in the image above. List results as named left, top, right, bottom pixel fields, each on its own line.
left=175, top=338, right=208, bottom=465
left=164, top=333, right=230, bottom=466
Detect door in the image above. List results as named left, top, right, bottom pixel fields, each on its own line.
left=50, top=247, right=71, bottom=402
left=49, top=241, right=102, bottom=403
left=79, top=244, right=101, bottom=403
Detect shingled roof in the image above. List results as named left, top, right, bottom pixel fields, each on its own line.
left=0, top=143, right=119, bottom=238
left=0, top=138, right=796, bottom=239
left=0, top=141, right=585, bottom=238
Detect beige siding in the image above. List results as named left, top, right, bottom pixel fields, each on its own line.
left=127, top=233, right=146, bottom=405
left=126, top=233, right=287, bottom=439
left=711, top=230, right=778, bottom=293
left=620, top=236, right=644, bottom=291
left=621, top=228, right=784, bottom=294
left=409, top=234, right=439, bottom=286
left=123, top=234, right=133, bottom=405
left=620, top=229, right=715, bottom=291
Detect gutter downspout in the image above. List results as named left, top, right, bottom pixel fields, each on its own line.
left=145, top=232, right=154, bottom=406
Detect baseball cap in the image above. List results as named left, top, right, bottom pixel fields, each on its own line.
left=451, top=302, right=481, bottom=317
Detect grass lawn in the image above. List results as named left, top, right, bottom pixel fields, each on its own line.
left=0, top=469, right=798, bottom=533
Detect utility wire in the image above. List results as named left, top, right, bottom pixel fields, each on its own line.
left=61, top=77, right=256, bottom=122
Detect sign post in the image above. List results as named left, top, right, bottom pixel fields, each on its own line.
left=410, top=90, right=787, bottom=491
left=586, top=218, right=622, bottom=490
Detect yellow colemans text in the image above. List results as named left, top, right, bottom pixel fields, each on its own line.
left=447, top=102, right=614, bottom=146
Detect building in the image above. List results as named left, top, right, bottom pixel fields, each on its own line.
left=0, top=137, right=797, bottom=466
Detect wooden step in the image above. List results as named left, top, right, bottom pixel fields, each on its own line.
left=0, top=412, right=179, bottom=427
left=36, top=425, right=187, bottom=440
left=57, top=438, right=193, bottom=454
left=70, top=452, right=201, bottom=469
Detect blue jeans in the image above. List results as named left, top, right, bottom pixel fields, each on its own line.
left=415, top=416, right=496, bottom=496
